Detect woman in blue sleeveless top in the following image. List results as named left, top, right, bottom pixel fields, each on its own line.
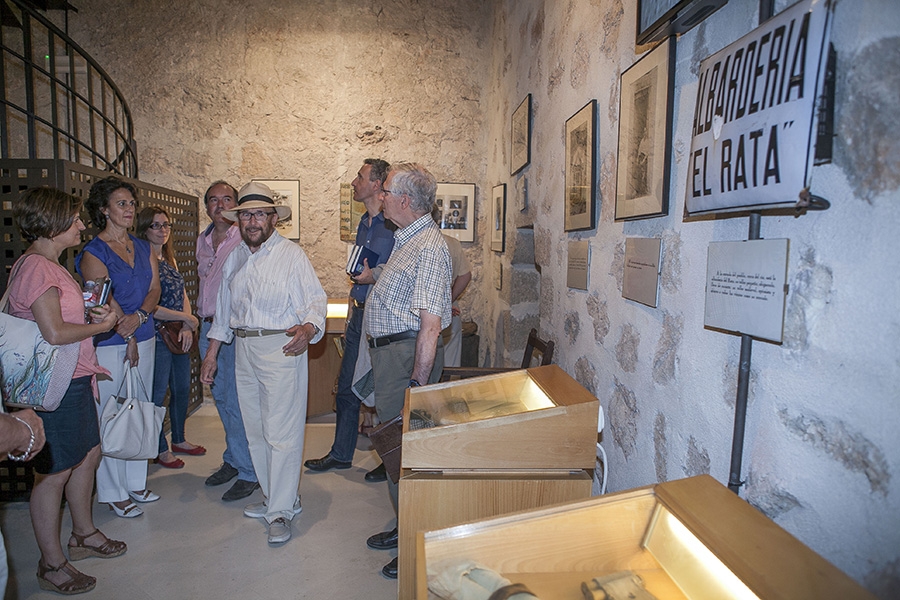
left=76, top=177, right=161, bottom=519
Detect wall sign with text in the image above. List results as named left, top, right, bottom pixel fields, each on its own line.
left=705, top=239, right=789, bottom=343
left=685, top=0, right=834, bottom=216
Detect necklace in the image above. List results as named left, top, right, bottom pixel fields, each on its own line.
left=104, top=233, right=132, bottom=254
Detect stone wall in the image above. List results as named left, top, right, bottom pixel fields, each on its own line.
left=58, top=0, right=900, bottom=595
left=481, top=0, right=900, bottom=596
left=62, top=0, right=491, bottom=308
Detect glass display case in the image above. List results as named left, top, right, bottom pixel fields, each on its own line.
left=417, top=474, right=875, bottom=600
left=402, top=365, right=599, bottom=471
left=397, top=365, right=600, bottom=598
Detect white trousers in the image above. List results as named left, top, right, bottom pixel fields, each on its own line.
left=95, top=338, right=155, bottom=503
left=234, top=334, right=308, bottom=523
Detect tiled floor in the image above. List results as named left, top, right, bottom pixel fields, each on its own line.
left=1, top=405, right=399, bottom=599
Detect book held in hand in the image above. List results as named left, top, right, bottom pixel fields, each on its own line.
left=346, top=245, right=379, bottom=276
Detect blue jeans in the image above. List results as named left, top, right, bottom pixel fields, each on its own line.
left=329, top=303, right=364, bottom=462
left=199, top=320, right=256, bottom=482
left=152, top=338, right=191, bottom=454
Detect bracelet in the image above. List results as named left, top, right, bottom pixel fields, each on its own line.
left=136, top=309, right=149, bottom=325
left=124, top=334, right=135, bottom=341
left=408, top=379, right=421, bottom=388
left=7, top=415, right=35, bottom=462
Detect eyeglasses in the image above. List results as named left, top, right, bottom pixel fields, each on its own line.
left=149, top=222, right=172, bottom=230
left=237, top=210, right=275, bottom=222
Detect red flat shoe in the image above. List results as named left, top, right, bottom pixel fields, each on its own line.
left=155, top=456, right=185, bottom=469
left=171, top=444, right=207, bottom=456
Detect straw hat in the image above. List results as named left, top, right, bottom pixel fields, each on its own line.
left=222, top=181, right=291, bottom=221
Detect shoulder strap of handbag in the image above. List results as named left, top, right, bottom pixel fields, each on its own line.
left=1, top=258, right=29, bottom=313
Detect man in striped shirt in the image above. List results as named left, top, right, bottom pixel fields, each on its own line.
left=200, top=182, right=327, bottom=546
left=362, top=163, right=453, bottom=579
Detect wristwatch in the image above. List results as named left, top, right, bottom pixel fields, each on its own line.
left=408, top=379, right=421, bottom=388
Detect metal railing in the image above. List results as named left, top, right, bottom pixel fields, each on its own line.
left=0, top=0, right=138, bottom=177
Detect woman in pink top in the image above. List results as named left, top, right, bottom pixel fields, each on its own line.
left=7, top=188, right=126, bottom=595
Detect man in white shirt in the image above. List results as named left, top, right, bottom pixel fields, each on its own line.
left=200, top=182, right=327, bottom=545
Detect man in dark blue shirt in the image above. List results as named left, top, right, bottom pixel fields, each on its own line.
left=305, top=159, right=394, bottom=475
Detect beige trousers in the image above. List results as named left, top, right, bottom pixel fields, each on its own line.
left=234, top=333, right=308, bottom=523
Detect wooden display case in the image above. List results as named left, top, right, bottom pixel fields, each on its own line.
left=398, top=365, right=600, bottom=598
left=306, top=298, right=349, bottom=417
left=416, top=474, right=875, bottom=600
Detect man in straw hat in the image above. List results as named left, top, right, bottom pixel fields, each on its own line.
left=200, top=181, right=326, bottom=545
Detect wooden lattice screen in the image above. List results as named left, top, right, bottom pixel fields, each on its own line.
left=0, top=159, right=201, bottom=500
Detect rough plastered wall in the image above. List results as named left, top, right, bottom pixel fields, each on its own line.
left=60, top=0, right=491, bottom=304
left=483, top=0, right=899, bottom=596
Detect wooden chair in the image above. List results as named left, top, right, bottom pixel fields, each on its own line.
left=440, top=328, right=554, bottom=382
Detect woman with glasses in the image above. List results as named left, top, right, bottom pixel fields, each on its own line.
left=77, top=176, right=161, bottom=518
left=136, top=207, right=203, bottom=469
left=8, top=187, right=125, bottom=594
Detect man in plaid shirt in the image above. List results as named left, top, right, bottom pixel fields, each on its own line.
left=361, top=162, right=452, bottom=579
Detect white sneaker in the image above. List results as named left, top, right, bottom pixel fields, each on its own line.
left=267, top=517, right=291, bottom=544
left=243, top=497, right=302, bottom=518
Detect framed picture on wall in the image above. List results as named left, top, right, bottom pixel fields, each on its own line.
left=614, top=37, right=674, bottom=221
left=435, top=183, right=475, bottom=243
left=491, top=183, right=506, bottom=252
left=565, top=99, right=596, bottom=232
left=251, top=179, right=300, bottom=239
left=510, top=93, right=532, bottom=175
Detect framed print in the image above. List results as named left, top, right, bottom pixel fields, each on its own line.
left=490, top=183, right=506, bottom=252
left=565, top=100, right=596, bottom=232
left=510, top=93, right=532, bottom=175
left=614, top=37, right=674, bottom=221
left=435, top=183, right=475, bottom=243
left=339, top=182, right=367, bottom=242
left=251, top=179, right=300, bottom=239
left=637, top=0, right=728, bottom=45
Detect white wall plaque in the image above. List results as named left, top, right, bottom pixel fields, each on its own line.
left=623, top=237, right=662, bottom=308
left=567, top=241, right=589, bottom=290
left=705, top=239, right=789, bottom=343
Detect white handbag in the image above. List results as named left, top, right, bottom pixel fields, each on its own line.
left=99, top=366, right=165, bottom=460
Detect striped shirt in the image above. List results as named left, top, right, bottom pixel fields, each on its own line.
left=195, top=224, right=242, bottom=318
left=365, top=214, right=452, bottom=338
left=208, top=231, right=327, bottom=345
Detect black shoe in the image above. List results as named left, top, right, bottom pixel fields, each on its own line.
left=304, top=454, right=352, bottom=472
left=205, top=463, right=238, bottom=487
left=367, top=527, right=398, bottom=550
left=364, top=463, right=387, bottom=483
left=381, top=557, right=398, bottom=579
left=222, top=479, right=260, bottom=502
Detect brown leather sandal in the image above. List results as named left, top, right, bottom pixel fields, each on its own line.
left=36, top=559, right=96, bottom=595
left=68, top=529, right=127, bottom=561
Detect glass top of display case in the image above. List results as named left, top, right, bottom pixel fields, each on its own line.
left=407, top=370, right=558, bottom=431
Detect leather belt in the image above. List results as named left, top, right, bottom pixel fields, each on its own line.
left=201, top=316, right=214, bottom=323
left=352, top=299, right=365, bottom=309
left=367, top=330, right=417, bottom=348
left=233, top=328, right=287, bottom=338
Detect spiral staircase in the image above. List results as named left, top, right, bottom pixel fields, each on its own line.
left=0, top=0, right=201, bottom=499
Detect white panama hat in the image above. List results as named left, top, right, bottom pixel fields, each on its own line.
left=222, top=181, right=291, bottom=221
